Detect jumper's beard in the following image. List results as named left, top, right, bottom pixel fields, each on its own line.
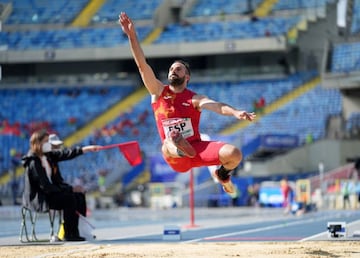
left=168, top=74, right=186, bottom=86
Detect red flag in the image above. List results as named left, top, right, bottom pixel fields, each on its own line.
left=98, top=141, right=142, bottom=166
left=118, top=141, right=142, bottom=166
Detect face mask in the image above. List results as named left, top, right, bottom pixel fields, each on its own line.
left=42, top=142, right=52, bottom=153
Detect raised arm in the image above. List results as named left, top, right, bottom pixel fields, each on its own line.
left=119, top=12, right=163, bottom=96
left=193, top=94, right=256, bottom=121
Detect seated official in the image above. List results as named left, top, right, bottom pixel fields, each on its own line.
left=22, top=130, right=101, bottom=241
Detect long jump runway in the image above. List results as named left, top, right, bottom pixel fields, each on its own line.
left=1, top=207, right=360, bottom=246
left=93, top=209, right=360, bottom=244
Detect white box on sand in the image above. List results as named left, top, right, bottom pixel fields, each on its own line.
left=163, top=225, right=181, bottom=240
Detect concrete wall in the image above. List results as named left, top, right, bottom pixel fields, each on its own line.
left=154, top=0, right=197, bottom=27
left=0, top=36, right=287, bottom=64
left=342, top=94, right=360, bottom=119
left=295, top=2, right=340, bottom=73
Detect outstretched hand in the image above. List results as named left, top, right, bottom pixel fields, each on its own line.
left=236, top=111, right=256, bottom=121
left=118, top=12, right=135, bottom=37
left=82, top=145, right=102, bottom=153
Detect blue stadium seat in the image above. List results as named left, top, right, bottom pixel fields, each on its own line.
left=188, top=0, right=263, bottom=17
left=273, top=0, right=330, bottom=10
left=92, top=0, right=163, bottom=24
left=233, top=85, right=342, bottom=146
left=0, top=26, right=152, bottom=50
left=351, top=0, right=360, bottom=33
left=155, top=17, right=300, bottom=44
left=331, top=42, right=360, bottom=73
left=0, top=85, right=135, bottom=173
left=3, top=0, right=89, bottom=24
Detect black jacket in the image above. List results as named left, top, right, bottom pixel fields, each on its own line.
left=21, top=147, right=83, bottom=212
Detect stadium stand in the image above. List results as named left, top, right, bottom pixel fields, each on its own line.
left=331, top=42, right=360, bottom=73
left=233, top=84, right=342, bottom=147
left=46, top=71, right=341, bottom=184
left=92, top=0, right=163, bottom=23
left=0, top=86, right=134, bottom=137
left=1, top=71, right=335, bottom=186
left=0, top=26, right=153, bottom=50
left=0, top=0, right=359, bottom=210
left=155, top=16, right=300, bottom=44
left=351, top=0, right=360, bottom=34
left=0, top=85, right=134, bottom=175
left=1, top=0, right=89, bottom=25
left=272, top=0, right=334, bottom=10
left=187, top=0, right=263, bottom=16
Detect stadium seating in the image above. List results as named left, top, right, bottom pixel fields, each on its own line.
left=92, top=0, right=163, bottom=24
left=187, top=0, right=262, bottom=16
left=195, top=72, right=317, bottom=134
left=331, top=42, right=360, bottom=73
left=5, top=74, right=292, bottom=181
left=0, top=134, right=24, bottom=174
left=155, top=17, right=300, bottom=44
left=0, top=0, right=354, bottom=198
left=272, top=0, right=332, bottom=10
left=2, top=0, right=89, bottom=24
left=351, top=0, right=360, bottom=34
left=0, top=15, right=300, bottom=50
left=232, top=85, right=342, bottom=146
left=321, top=1, right=360, bottom=75
left=0, top=82, right=346, bottom=194
left=79, top=73, right=315, bottom=157
left=0, top=85, right=134, bottom=175
left=0, top=26, right=153, bottom=50
left=0, top=86, right=134, bottom=137
left=0, top=0, right=307, bottom=51
left=50, top=72, right=343, bottom=184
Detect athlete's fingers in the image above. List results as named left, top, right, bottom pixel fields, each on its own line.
left=245, top=112, right=255, bottom=121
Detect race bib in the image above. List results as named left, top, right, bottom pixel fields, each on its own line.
left=162, top=118, right=194, bottom=139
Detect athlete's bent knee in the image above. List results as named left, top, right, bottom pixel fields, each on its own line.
left=220, top=144, right=242, bottom=164
left=231, top=147, right=242, bottom=163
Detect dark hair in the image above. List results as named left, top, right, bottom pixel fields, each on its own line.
left=173, top=59, right=191, bottom=75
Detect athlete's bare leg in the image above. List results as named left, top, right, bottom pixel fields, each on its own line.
left=214, top=144, right=242, bottom=194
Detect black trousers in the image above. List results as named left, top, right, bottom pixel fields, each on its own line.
left=74, top=192, right=86, bottom=216
left=47, top=191, right=87, bottom=238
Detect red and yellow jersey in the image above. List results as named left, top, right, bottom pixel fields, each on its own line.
left=152, top=85, right=201, bottom=143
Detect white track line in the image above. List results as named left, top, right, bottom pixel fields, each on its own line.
left=183, top=213, right=353, bottom=243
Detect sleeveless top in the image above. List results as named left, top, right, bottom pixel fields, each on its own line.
left=151, top=85, right=201, bottom=143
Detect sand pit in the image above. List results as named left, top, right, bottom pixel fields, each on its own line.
left=1, top=241, right=360, bottom=258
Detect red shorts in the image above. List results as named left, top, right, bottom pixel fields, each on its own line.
left=163, top=140, right=225, bottom=172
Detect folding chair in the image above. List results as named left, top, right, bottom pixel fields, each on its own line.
left=20, top=206, right=62, bottom=243
left=20, top=166, right=63, bottom=243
